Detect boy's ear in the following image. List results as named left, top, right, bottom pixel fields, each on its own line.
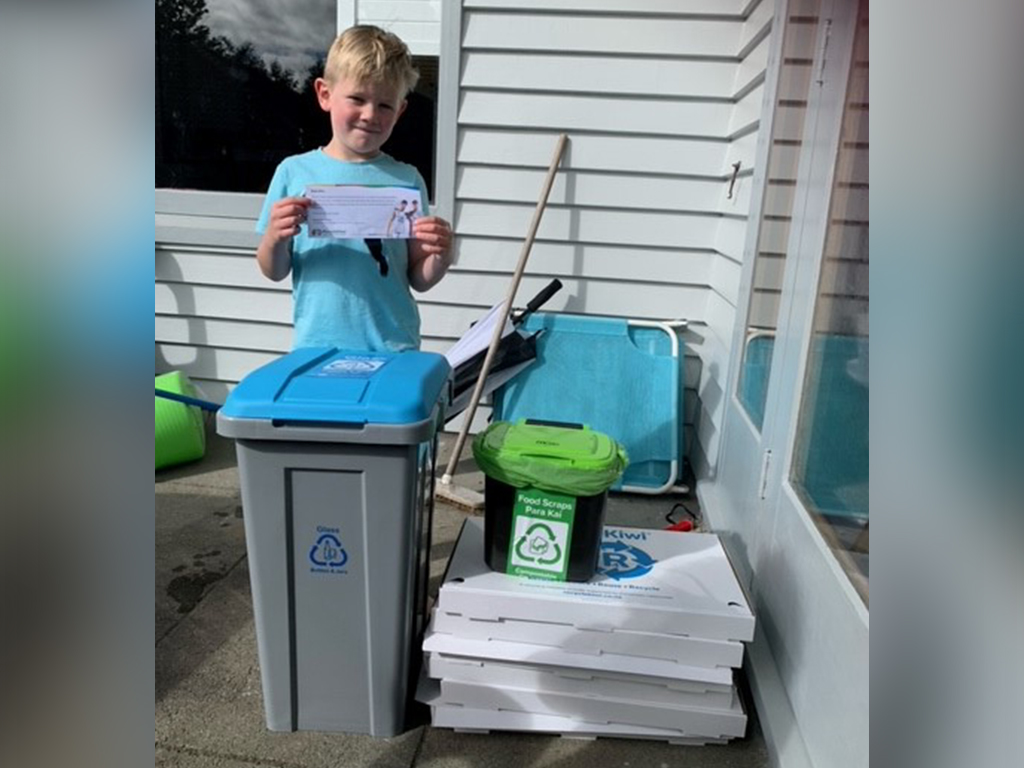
left=397, top=99, right=408, bottom=120
left=314, top=78, right=331, bottom=111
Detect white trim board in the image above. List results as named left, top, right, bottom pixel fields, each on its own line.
left=698, top=481, right=816, bottom=768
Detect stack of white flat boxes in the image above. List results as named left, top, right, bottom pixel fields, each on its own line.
left=419, top=517, right=755, bottom=745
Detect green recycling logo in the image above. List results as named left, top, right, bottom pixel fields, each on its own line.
left=514, top=522, right=563, bottom=565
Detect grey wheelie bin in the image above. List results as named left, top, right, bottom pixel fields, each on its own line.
left=216, top=347, right=451, bottom=736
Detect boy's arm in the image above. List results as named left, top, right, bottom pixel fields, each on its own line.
left=256, top=196, right=311, bottom=281
left=407, top=216, right=453, bottom=292
left=256, top=234, right=293, bottom=281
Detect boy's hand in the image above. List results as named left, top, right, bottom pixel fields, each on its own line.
left=412, top=216, right=452, bottom=259
left=267, top=197, right=311, bottom=242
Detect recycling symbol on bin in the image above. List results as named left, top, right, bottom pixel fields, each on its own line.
left=309, top=534, right=348, bottom=567
left=514, top=522, right=563, bottom=565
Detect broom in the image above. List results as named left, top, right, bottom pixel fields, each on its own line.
left=435, top=133, right=569, bottom=510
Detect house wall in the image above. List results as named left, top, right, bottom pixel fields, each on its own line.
left=156, top=190, right=272, bottom=405
left=340, top=0, right=444, bottom=56
left=694, top=0, right=774, bottom=478
left=438, top=0, right=775, bottom=464
left=721, top=0, right=867, bottom=440
left=155, top=0, right=777, bottom=470
left=701, top=5, right=871, bottom=767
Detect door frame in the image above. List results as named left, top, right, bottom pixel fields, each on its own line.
left=700, top=1, right=869, bottom=766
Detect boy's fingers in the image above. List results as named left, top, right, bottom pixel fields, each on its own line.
left=415, top=221, right=450, bottom=239
left=275, top=199, right=311, bottom=217
left=275, top=207, right=308, bottom=225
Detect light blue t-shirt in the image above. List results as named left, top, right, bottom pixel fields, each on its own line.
left=256, top=149, right=429, bottom=351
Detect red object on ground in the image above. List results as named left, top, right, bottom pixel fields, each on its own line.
left=665, top=520, right=693, bottom=532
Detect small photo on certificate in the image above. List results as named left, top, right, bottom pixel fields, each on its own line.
left=304, top=184, right=423, bottom=239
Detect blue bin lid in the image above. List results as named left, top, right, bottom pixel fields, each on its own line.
left=220, top=348, right=451, bottom=425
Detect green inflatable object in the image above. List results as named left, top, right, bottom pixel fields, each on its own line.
left=156, top=371, right=207, bottom=470
left=472, top=420, right=628, bottom=497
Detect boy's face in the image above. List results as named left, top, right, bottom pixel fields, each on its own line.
left=315, top=75, right=407, bottom=161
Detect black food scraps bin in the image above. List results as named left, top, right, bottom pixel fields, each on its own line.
left=472, top=419, right=628, bottom=582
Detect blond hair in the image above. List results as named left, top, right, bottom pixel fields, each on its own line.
left=323, top=25, right=419, bottom=97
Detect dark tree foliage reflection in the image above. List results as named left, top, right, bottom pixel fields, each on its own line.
left=156, top=0, right=435, bottom=195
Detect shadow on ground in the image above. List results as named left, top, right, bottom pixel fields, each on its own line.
left=155, top=431, right=769, bottom=768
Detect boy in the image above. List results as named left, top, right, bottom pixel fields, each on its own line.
left=255, top=25, right=453, bottom=351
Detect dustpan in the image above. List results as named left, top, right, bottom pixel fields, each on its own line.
left=444, top=279, right=562, bottom=420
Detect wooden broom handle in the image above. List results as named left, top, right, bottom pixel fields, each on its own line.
left=441, top=133, right=569, bottom=482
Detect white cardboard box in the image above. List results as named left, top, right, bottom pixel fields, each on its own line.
left=438, top=518, right=754, bottom=642
left=422, top=629, right=733, bottom=687
left=426, top=652, right=737, bottom=710
left=431, top=676, right=747, bottom=738
left=419, top=678, right=729, bottom=745
left=431, top=610, right=744, bottom=669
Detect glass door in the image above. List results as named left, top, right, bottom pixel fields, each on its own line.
left=787, top=8, right=869, bottom=601
left=756, top=4, right=868, bottom=766
left=735, top=0, right=823, bottom=433
left=709, top=0, right=827, bottom=588
left=709, top=2, right=868, bottom=767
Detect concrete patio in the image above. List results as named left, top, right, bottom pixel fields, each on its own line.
left=155, top=428, right=770, bottom=768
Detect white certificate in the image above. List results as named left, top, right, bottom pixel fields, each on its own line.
left=304, top=184, right=423, bottom=239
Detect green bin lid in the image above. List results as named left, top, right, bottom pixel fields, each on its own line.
left=472, top=420, right=628, bottom=497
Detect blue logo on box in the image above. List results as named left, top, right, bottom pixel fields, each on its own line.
left=312, top=356, right=388, bottom=378
left=597, top=541, right=656, bottom=580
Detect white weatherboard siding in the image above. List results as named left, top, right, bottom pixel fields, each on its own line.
left=692, top=3, right=822, bottom=482
left=692, top=2, right=774, bottom=479
left=156, top=190, right=278, bottom=404
left=343, top=0, right=443, bottom=55
left=440, top=0, right=775, bottom=463
left=156, top=1, right=776, bottom=462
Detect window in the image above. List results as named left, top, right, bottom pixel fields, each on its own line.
left=790, top=0, right=869, bottom=600
left=156, top=0, right=439, bottom=197
left=735, top=0, right=822, bottom=431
